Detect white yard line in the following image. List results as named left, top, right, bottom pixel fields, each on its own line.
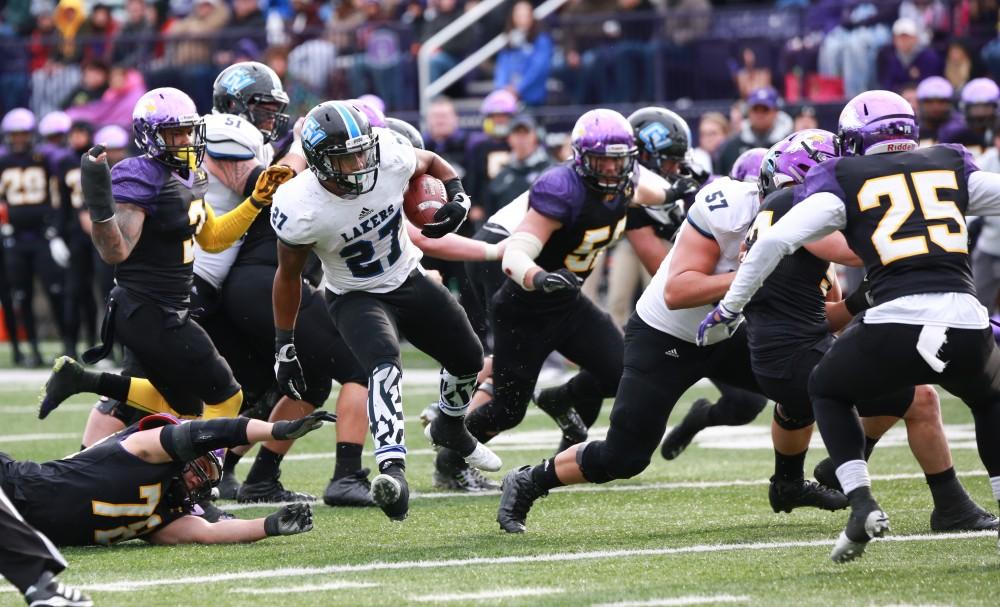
left=0, top=432, right=78, bottom=443
left=410, top=587, right=564, bottom=602
left=221, top=469, right=989, bottom=512
left=593, top=595, right=751, bottom=607
left=71, top=530, right=994, bottom=593
left=229, top=581, right=379, bottom=594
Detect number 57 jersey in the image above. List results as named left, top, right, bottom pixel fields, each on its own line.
left=270, top=128, right=422, bottom=294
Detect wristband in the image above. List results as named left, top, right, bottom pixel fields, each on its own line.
left=275, top=328, right=295, bottom=349
left=443, top=177, right=465, bottom=201
left=483, top=243, right=499, bottom=261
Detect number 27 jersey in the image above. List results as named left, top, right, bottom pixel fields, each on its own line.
left=270, top=128, right=421, bottom=294
left=798, top=144, right=977, bottom=306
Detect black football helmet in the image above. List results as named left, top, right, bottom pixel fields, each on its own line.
left=385, top=117, right=424, bottom=150
left=628, top=107, right=692, bottom=177
left=212, top=61, right=290, bottom=143
left=302, top=101, right=380, bottom=197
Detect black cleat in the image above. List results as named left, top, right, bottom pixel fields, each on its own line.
left=38, top=356, right=86, bottom=420
left=370, top=466, right=409, bottom=521
left=831, top=501, right=890, bottom=563
left=424, top=413, right=502, bottom=471
left=660, top=398, right=711, bottom=460
left=769, top=477, right=848, bottom=513
left=433, top=465, right=500, bottom=492
left=930, top=502, right=999, bottom=532
left=324, top=468, right=376, bottom=507
left=533, top=388, right=588, bottom=445
left=496, top=465, right=548, bottom=533
left=24, top=571, right=92, bottom=607
left=196, top=499, right=235, bottom=522
left=237, top=472, right=315, bottom=504
left=813, top=457, right=841, bottom=492
left=216, top=471, right=241, bottom=501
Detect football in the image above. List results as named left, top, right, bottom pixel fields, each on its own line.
left=403, top=174, right=446, bottom=227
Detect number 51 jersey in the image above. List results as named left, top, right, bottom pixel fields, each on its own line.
left=270, top=127, right=422, bottom=294
left=799, top=144, right=978, bottom=306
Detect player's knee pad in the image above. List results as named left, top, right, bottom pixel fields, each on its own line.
left=773, top=403, right=814, bottom=431
left=159, top=417, right=250, bottom=462
left=438, top=368, right=478, bottom=416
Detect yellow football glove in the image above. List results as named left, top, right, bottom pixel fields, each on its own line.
left=250, top=165, right=296, bottom=208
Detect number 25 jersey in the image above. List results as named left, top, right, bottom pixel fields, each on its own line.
left=270, top=128, right=421, bottom=294
left=798, top=144, right=978, bottom=306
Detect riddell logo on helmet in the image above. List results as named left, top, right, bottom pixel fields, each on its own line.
left=886, top=143, right=916, bottom=152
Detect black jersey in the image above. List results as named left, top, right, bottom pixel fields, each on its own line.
left=111, top=156, right=210, bottom=308
left=55, top=150, right=85, bottom=238
left=0, top=149, right=59, bottom=234
left=743, top=187, right=834, bottom=378
left=799, top=144, right=977, bottom=306
left=0, top=433, right=186, bottom=546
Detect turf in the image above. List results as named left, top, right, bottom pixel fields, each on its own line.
left=0, top=359, right=997, bottom=606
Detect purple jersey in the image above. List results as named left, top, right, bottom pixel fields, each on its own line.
left=111, top=157, right=210, bottom=308
left=798, top=144, right=978, bottom=305
left=528, top=164, right=636, bottom=281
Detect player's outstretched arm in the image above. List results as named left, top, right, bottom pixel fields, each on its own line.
left=501, top=209, right=570, bottom=291
left=406, top=221, right=503, bottom=261
left=197, top=165, right=295, bottom=253
left=121, top=412, right=336, bottom=464
left=662, top=224, right=732, bottom=310
left=148, top=503, right=313, bottom=545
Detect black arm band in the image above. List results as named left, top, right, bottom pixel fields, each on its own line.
left=275, top=328, right=294, bottom=349
left=844, top=285, right=872, bottom=316
left=158, top=417, right=251, bottom=462
left=443, top=177, right=465, bottom=201
left=242, top=164, right=266, bottom=200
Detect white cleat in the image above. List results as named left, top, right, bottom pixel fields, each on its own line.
left=464, top=442, right=502, bottom=472
left=830, top=509, right=889, bottom=563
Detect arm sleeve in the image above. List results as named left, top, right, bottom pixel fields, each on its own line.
left=967, top=171, right=1000, bottom=216
left=721, top=191, right=846, bottom=312
left=195, top=197, right=261, bottom=253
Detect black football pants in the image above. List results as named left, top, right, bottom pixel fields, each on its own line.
left=3, top=235, right=65, bottom=347
left=0, top=486, right=66, bottom=594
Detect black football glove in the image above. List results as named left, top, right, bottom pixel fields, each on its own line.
left=264, top=503, right=314, bottom=536
left=531, top=268, right=582, bottom=294
left=271, top=410, right=336, bottom=441
left=679, top=161, right=711, bottom=185
left=274, top=330, right=307, bottom=400
left=663, top=175, right=700, bottom=205
left=80, top=145, right=116, bottom=223
left=844, top=276, right=874, bottom=316
left=422, top=194, right=470, bottom=239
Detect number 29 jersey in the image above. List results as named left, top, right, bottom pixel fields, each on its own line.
left=270, top=127, right=421, bottom=294
left=798, top=144, right=978, bottom=306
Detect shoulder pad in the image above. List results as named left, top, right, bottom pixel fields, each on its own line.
left=204, top=113, right=264, bottom=161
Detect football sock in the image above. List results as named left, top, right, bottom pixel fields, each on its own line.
left=990, top=475, right=1000, bottom=502
left=774, top=449, right=806, bottom=482
left=379, top=458, right=405, bottom=475
left=438, top=369, right=478, bottom=417
left=863, top=435, right=880, bottom=460
left=812, top=395, right=866, bottom=463
left=925, top=467, right=971, bottom=511
left=245, top=446, right=284, bottom=484
left=223, top=449, right=243, bottom=474
left=531, top=458, right=564, bottom=491
left=836, top=459, right=871, bottom=496
left=333, top=442, right=363, bottom=480
left=83, top=370, right=127, bottom=402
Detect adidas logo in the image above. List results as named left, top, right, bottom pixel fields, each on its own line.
left=358, top=207, right=375, bottom=220
left=664, top=348, right=679, bottom=358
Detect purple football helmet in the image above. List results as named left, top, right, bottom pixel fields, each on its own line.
left=358, top=94, right=385, bottom=115
left=132, top=87, right=206, bottom=171
left=916, top=76, right=953, bottom=101
left=480, top=89, right=519, bottom=116
left=571, top=108, right=637, bottom=193
left=139, top=414, right=222, bottom=504
left=1, top=108, right=36, bottom=134
left=961, top=78, right=1000, bottom=105
left=837, top=90, right=919, bottom=156
left=960, top=78, right=999, bottom=131
left=759, top=129, right=837, bottom=198
left=95, top=125, right=130, bottom=149
left=38, top=111, right=72, bottom=137
left=349, top=98, right=387, bottom=128
left=729, top=147, right=767, bottom=182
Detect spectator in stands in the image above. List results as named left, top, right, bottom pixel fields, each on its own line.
left=51, top=0, right=86, bottom=64
left=916, top=75, right=958, bottom=145
left=792, top=105, right=819, bottom=131
left=690, top=111, right=727, bottom=175
left=61, top=59, right=109, bottom=109
left=0, top=13, right=30, bottom=112
left=421, top=0, right=479, bottom=89
left=464, top=89, right=517, bottom=216
left=553, top=0, right=617, bottom=105
left=728, top=100, right=745, bottom=136
left=66, top=65, right=146, bottom=129
left=288, top=0, right=326, bottom=47
left=970, top=121, right=1000, bottom=313
left=327, top=0, right=366, bottom=54
left=351, top=1, right=405, bottom=111
left=876, top=17, right=943, bottom=93
left=27, top=4, right=58, bottom=71
left=229, top=0, right=267, bottom=50
left=818, top=0, right=895, bottom=97
left=112, top=0, right=155, bottom=67
left=494, top=0, right=554, bottom=107
left=946, top=39, right=975, bottom=91
left=734, top=46, right=772, bottom=100
left=483, top=113, right=552, bottom=216
left=166, top=0, right=229, bottom=67
left=423, top=95, right=468, bottom=177
left=716, top=86, right=792, bottom=176
left=264, top=45, right=320, bottom=121
left=605, top=0, right=656, bottom=103
left=78, top=2, right=117, bottom=64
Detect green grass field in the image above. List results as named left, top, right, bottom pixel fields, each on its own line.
left=0, top=357, right=997, bottom=606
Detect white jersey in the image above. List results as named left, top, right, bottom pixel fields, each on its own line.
left=271, top=127, right=421, bottom=294
left=636, top=177, right=760, bottom=344
left=484, top=190, right=529, bottom=235
left=193, top=113, right=274, bottom=290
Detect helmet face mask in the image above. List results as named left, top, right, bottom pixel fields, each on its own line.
left=628, top=107, right=691, bottom=179
left=571, top=109, right=637, bottom=194
left=302, top=102, right=381, bottom=198
left=213, top=62, right=290, bottom=143
left=134, top=88, right=207, bottom=171
left=183, top=452, right=222, bottom=503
